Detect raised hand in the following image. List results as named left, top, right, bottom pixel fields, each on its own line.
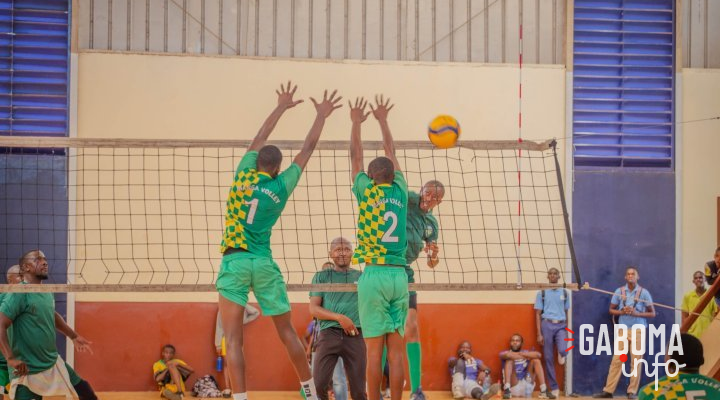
left=311, top=90, right=343, bottom=118
left=349, top=97, right=370, bottom=124
left=73, top=335, right=94, bottom=354
left=425, top=241, right=440, bottom=268
left=370, top=94, right=394, bottom=121
left=276, top=81, right=303, bottom=110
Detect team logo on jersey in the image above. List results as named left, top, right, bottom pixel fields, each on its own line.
left=424, top=224, right=435, bottom=238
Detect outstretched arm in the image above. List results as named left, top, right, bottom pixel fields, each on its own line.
left=248, top=81, right=304, bottom=152
left=55, top=312, right=93, bottom=354
left=350, top=97, right=370, bottom=178
left=293, top=90, right=343, bottom=170
left=371, top=95, right=401, bottom=171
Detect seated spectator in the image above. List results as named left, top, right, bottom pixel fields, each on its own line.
left=215, top=304, right=260, bottom=397
left=639, top=333, right=720, bottom=399
left=449, top=341, right=499, bottom=399
left=153, top=344, right=194, bottom=400
left=500, top=334, right=554, bottom=399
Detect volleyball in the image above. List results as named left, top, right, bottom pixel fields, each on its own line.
left=428, top=115, right=460, bottom=149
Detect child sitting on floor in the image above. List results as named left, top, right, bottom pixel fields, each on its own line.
left=153, top=344, right=195, bottom=400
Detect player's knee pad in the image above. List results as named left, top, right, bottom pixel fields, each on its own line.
left=74, top=380, right=98, bottom=400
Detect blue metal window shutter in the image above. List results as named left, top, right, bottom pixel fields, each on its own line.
left=0, top=0, right=69, bottom=137
left=573, top=0, right=675, bottom=168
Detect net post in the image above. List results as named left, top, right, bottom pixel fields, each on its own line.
left=551, top=140, right=582, bottom=285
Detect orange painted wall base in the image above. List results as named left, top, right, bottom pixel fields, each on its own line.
left=74, top=302, right=564, bottom=391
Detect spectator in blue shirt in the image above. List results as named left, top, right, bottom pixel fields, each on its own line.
left=534, top=268, right=570, bottom=398
left=593, top=266, right=655, bottom=399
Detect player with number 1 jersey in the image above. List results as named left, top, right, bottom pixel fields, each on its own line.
left=216, top=83, right=343, bottom=400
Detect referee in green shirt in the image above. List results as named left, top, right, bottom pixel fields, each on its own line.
left=310, top=237, right=366, bottom=400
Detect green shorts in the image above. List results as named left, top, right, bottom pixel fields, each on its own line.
left=13, top=363, right=81, bottom=400
left=216, top=252, right=291, bottom=316
left=358, top=265, right=409, bottom=338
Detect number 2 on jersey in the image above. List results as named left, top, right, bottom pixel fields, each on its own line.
left=381, top=211, right=399, bottom=243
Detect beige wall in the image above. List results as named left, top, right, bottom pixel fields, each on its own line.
left=680, top=68, right=720, bottom=293
left=78, top=52, right=564, bottom=142
left=76, top=52, right=567, bottom=302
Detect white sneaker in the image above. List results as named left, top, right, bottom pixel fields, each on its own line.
left=558, top=353, right=566, bottom=365
left=552, top=389, right=560, bottom=398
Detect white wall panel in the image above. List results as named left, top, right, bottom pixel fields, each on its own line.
left=78, top=0, right=566, bottom=64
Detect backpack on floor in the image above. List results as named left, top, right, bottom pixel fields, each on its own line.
left=192, top=374, right=223, bottom=398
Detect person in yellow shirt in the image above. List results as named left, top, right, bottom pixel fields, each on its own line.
left=153, top=344, right=195, bottom=400
left=681, top=271, right=719, bottom=338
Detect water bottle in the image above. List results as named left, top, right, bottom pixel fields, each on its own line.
left=216, top=356, right=223, bottom=372
left=524, top=375, right=533, bottom=398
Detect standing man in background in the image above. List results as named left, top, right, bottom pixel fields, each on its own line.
left=309, top=237, right=364, bottom=400
left=0, top=250, right=97, bottom=400
left=593, top=267, right=655, bottom=399
left=534, top=267, right=569, bottom=398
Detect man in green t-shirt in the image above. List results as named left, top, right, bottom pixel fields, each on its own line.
left=0, top=265, right=22, bottom=396
left=216, top=82, right=342, bottom=400
left=0, top=250, right=97, bottom=400
left=349, top=95, right=409, bottom=400
left=403, top=180, right=443, bottom=400
left=639, top=333, right=720, bottom=400
left=309, top=237, right=365, bottom=400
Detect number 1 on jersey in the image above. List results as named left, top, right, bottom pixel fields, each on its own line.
left=246, top=198, right=259, bottom=224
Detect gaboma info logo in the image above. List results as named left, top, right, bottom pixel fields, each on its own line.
left=566, top=324, right=685, bottom=390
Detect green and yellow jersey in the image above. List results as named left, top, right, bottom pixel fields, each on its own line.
left=639, top=373, right=720, bottom=400
left=220, top=151, right=302, bottom=257
left=351, top=171, right=408, bottom=266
